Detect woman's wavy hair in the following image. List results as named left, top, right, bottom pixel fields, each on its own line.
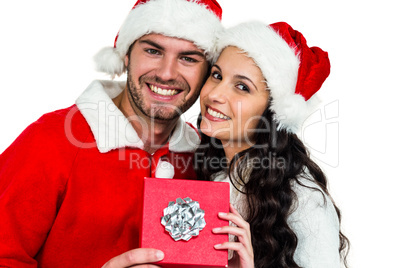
left=195, top=103, right=349, bottom=268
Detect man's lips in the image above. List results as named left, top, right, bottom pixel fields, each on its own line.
left=148, top=83, right=182, bottom=96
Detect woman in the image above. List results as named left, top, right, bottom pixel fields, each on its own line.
left=196, top=21, right=349, bottom=268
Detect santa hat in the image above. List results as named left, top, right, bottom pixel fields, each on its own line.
left=215, top=21, right=330, bottom=134
left=94, top=0, right=223, bottom=77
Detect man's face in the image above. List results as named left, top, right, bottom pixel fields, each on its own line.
left=125, top=34, right=209, bottom=122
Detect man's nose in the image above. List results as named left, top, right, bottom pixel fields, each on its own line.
left=156, top=56, right=178, bottom=82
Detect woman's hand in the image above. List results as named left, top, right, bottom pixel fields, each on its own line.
left=212, top=204, right=254, bottom=268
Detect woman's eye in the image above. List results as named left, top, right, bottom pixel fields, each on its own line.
left=211, top=71, right=222, bottom=80
left=236, top=83, right=250, bottom=92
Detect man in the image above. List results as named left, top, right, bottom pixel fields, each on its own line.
left=0, top=0, right=223, bottom=267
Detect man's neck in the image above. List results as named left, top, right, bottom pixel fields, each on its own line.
left=113, top=88, right=178, bottom=154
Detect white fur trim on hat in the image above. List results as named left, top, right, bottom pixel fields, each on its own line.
left=215, top=21, right=318, bottom=134
left=94, top=0, right=223, bottom=77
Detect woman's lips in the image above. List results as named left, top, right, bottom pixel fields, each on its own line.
left=205, top=106, right=230, bottom=121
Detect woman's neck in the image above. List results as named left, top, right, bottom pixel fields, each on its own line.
left=221, top=140, right=253, bottom=163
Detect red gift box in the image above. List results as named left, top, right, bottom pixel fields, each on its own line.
left=140, top=177, right=230, bottom=268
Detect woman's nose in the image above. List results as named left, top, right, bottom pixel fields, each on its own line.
left=207, top=81, right=228, bottom=104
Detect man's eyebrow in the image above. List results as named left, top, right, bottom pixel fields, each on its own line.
left=180, top=50, right=206, bottom=59
left=139, top=39, right=205, bottom=59
left=138, top=39, right=164, bottom=50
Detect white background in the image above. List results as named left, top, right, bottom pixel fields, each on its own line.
left=1, top=1, right=401, bottom=267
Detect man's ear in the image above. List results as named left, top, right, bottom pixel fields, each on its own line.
left=125, top=55, right=129, bottom=67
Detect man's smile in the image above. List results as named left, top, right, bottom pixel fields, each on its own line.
left=148, top=84, right=181, bottom=96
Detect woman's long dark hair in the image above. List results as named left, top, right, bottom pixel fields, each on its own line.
left=195, top=106, right=349, bottom=268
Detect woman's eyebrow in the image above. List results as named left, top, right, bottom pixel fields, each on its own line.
left=212, top=64, right=221, bottom=71
left=234, top=74, right=258, bottom=91
left=213, top=64, right=258, bottom=90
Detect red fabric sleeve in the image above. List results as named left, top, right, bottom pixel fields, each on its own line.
left=0, top=108, right=79, bottom=267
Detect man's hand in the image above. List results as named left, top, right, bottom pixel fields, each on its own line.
left=102, top=248, right=164, bottom=268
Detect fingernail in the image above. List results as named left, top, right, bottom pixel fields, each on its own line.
left=156, top=250, right=164, bottom=260
left=212, top=227, right=221, bottom=233
left=218, top=212, right=227, bottom=217
left=214, top=244, right=222, bottom=249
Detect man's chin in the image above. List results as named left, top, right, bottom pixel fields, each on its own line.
left=146, top=109, right=183, bottom=122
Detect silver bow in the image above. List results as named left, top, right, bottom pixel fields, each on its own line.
left=161, top=197, right=206, bottom=241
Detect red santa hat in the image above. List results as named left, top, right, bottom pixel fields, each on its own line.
left=215, top=21, right=330, bottom=134
left=94, top=0, right=223, bottom=77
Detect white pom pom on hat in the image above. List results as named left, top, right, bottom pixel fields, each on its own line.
left=94, top=0, right=223, bottom=77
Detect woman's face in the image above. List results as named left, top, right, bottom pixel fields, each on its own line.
left=200, top=46, right=270, bottom=151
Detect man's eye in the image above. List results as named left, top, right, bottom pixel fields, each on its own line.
left=145, top=49, right=160, bottom=55
left=182, top=56, right=197, bottom=63
left=211, top=71, right=222, bottom=80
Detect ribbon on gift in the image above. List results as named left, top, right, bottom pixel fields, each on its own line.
left=161, top=197, right=206, bottom=241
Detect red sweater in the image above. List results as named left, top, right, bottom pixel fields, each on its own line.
left=0, top=105, right=197, bottom=267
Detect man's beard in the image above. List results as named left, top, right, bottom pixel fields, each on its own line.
left=126, top=65, right=199, bottom=122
